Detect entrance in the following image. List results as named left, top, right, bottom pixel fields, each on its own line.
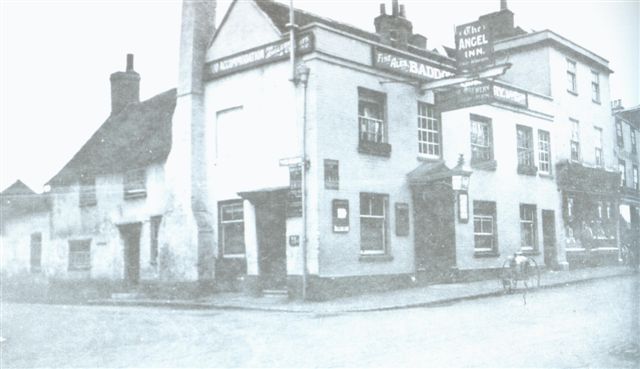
left=119, top=223, right=142, bottom=284
left=542, top=210, right=557, bottom=269
left=256, top=199, right=287, bottom=290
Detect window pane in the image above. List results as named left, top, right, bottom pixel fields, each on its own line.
left=361, top=218, right=384, bottom=252
left=223, top=223, right=245, bottom=255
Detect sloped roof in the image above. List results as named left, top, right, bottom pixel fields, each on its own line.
left=407, top=161, right=454, bottom=186
left=0, top=180, right=48, bottom=217
left=618, top=106, right=640, bottom=129
left=254, top=0, right=454, bottom=65
left=48, top=89, right=176, bottom=186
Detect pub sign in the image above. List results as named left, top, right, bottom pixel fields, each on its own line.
left=455, top=20, right=494, bottom=70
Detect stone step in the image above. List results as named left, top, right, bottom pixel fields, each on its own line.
left=262, top=289, right=288, bottom=296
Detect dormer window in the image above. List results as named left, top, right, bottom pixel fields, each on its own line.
left=124, top=168, right=146, bottom=199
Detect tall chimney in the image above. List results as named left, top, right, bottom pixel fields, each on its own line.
left=109, top=53, right=140, bottom=116
left=500, top=0, right=508, bottom=11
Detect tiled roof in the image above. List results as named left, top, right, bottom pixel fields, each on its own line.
left=0, top=180, right=48, bottom=216
left=48, top=89, right=176, bottom=186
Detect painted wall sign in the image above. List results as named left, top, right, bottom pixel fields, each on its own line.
left=436, top=81, right=528, bottom=111
left=206, top=33, right=314, bottom=80
left=455, top=20, right=494, bottom=70
left=332, top=199, right=349, bottom=233
left=372, top=48, right=455, bottom=81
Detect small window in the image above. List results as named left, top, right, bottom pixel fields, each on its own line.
left=324, top=159, right=339, bottom=190
left=594, top=127, right=604, bottom=168
left=360, top=193, right=389, bottom=255
left=516, top=125, right=535, bottom=174
left=470, top=114, right=493, bottom=164
left=520, top=204, right=538, bottom=252
left=567, top=59, right=577, bottom=94
left=619, top=160, right=626, bottom=187
left=634, top=165, right=639, bottom=191
left=219, top=201, right=245, bottom=257
left=124, top=169, right=146, bottom=199
left=150, top=216, right=162, bottom=266
left=418, top=102, right=440, bottom=158
left=631, top=128, right=637, bottom=154
left=68, top=239, right=91, bottom=271
left=473, top=201, right=497, bottom=254
left=616, top=119, right=624, bottom=148
left=358, top=88, right=390, bottom=156
left=538, top=130, right=551, bottom=174
left=591, top=70, right=600, bottom=103
left=30, top=232, right=42, bottom=273
left=79, top=174, right=96, bottom=207
left=570, top=119, right=580, bottom=162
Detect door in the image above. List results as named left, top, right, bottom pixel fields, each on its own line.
left=256, top=200, right=287, bottom=290
left=542, top=210, right=557, bottom=269
left=119, top=223, right=142, bottom=284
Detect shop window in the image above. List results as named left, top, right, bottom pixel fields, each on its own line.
left=566, top=59, right=577, bottom=94
left=520, top=204, right=538, bottom=253
left=537, top=130, right=551, bottom=175
left=633, top=165, right=639, bottom=191
left=591, top=70, right=600, bottom=103
left=418, top=102, right=440, bottom=158
left=616, top=119, right=624, bottom=148
left=68, top=239, right=91, bottom=271
left=473, top=201, right=497, bottom=254
left=360, top=193, right=388, bottom=255
left=619, top=160, right=626, bottom=187
left=516, top=125, right=536, bottom=175
left=470, top=114, right=494, bottom=165
left=358, top=88, right=390, bottom=157
left=219, top=201, right=245, bottom=257
left=123, top=169, right=146, bottom=199
left=30, top=232, right=42, bottom=273
left=594, top=127, right=604, bottom=168
left=79, top=174, right=96, bottom=207
left=324, top=159, right=339, bottom=190
left=150, top=216, right=162, bottom=266
left=570, top=119, right=581, bottom=162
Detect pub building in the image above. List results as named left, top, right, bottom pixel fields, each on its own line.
left=1, top=0, right=624, bottom=300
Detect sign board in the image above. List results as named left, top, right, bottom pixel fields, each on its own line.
left=287, top=166, right=302, bottom=218
left=436, top=81, right=528, bottom=112
left=332, top=199, right=349, bottom=233
left=206, top=33, right=314, bottom=80
left=455, top=20, right=494, bottom=70
left=372, top=47, right=455, bottom=81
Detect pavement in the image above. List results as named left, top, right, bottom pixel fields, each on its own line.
left=88, top=265, right=635, bottom=313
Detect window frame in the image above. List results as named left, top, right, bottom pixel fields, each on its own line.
left=570, top=118, right=581, bottom=162
left=123, top=168, right=147, bottom=199
left=79, top=174, right=97, bottom=207
left=537, top=129, right=552, bottom=175
left=591, top=70, right=600, bottom=103
left=68, top=239, right=91, bottom=271
left=594, top=126, right=604, bottom=168
left=616, top=119, right=624, bottom=148
left=359, top=193, right=389, bottom=255
left=519, top=204, right=538, bottom=253
left=357, top=88, right=390, bottom=157
left=219, top=200, right=246, bottom=258
left=631, top=128, right=637, bottom=154
left=469, top=114, right=494, bottom=165
left=516, top=125, right=536, bottom=174
left=473, top=201, right=498, bottom=255
left=417, top=102, right=441, bottom=158
left=633, top=165, right=639, bottom=191
left=619, top=159, right=627, bottom=187
left=566, top=59, right=577, bottom=94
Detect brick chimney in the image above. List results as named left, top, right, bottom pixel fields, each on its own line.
left=374, top=0, right=413, bottom=50
left=479, top=1, right=516, bottom=40
left=109, top=54, right=140, bottom=116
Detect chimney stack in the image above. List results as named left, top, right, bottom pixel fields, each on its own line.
left=380, top=3, right=386, bottom=15
left=392, top=0, right=399, bottom=16
left=374, top=1, right=413, bottom=50
left=500, top=0, right=508, bottom=11
left=110, top=54, right=140, bottom=116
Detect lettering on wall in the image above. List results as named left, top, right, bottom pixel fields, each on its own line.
left=436, top=81, right=528, bottom=111
left=372, top=48, right=455, bottom=81
left=455, top=20, right=494, bottom=70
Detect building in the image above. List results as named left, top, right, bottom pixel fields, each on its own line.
left=0, top=0, right=627, bottom=300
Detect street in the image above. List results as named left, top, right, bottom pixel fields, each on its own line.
left=1, top=275, right=638, bottom=368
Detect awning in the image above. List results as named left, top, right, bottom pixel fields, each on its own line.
left=237, top=186, right=289, bottom=205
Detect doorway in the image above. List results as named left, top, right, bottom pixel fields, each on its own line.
left=256, top=199, right=287, bottom=290
left=119, top=223, right=142, bottom=284
left=542, top=210, right=557, bottom=269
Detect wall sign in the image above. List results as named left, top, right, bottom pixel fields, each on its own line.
left=289, top=235, right=300, bottom=247
left=287, top=166, right=302, bottom=218
left=372, top=47, right=455, bottom=81
left=332, top=199, right=349, bottom=233
left=455, top=20, right=494, bottom=70
left=206, top=33, right=315, bottom=80
left=436, top=81, right=528, bottom=111
left=458, top=192, right=469, bottom=223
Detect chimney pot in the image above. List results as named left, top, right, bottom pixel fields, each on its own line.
left=126, top=53, right=134, bottom=72
left=380, top=3, right=386, bottom=15
left=392, top=0, right=399, bottom=16
left=399, top=4, right=405, bottom=17
left=500, top=0, right=508, bottom=11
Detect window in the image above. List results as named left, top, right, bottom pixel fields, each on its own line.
left=324, top=159, right=339, bottom=190
left=516, top=125, right=535, bottom=174
left=358, top=88, right=390, bottom=156
left=418, top=102, right=440, bottom=157
left=591, top=70, right=600, bottom=102
left=594, top=127, right=604, bottom=167
left=619, top=160, right=626, bottom=187
left=68, top=239, right=91, bottom=271
left=360, top=193, right=388, bottom=255
left=570, top=119, right=580, bottom=161
left=616, top=119, right=624, bottom=148
left=520, top=204, right=538, bottom=252
left=473, top=201, right=497, bottom=254
left=123, top=169, right=146, bottom=199
left=567, top=59, right=577, bottom=93
left=79, top=174, right=96, bottom=207
left=30, top=232, right=42, bottom=273
left=632, top=128, right=637, bottom=154
left=150, top=216, right=162, bottom=266
left=470, top=114, right=493, bottom=163
left=566, top=196, right=574, bottom=219
left=219, top=201, right=245, bottom=257
left=634, top=165, right=639, bottom=191
left=538, top=130, right=551, bottom=174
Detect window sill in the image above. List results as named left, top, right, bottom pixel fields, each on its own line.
left=68, top=266, right=91, bottom=272
left=538, top=172, right=553, bottom=179
left=470, top=160, right=497, bottom=171
left=358, top=141, right=391, bottom=157
left=79, top=202, right=97, bottom=208
left=567, top=90, right=578, bottom=96
left=517, top=165, right=538, bottom=176
left=359, top=254, right=394, bottom=263
left=474, top=251, right=500, bottom=258
left=520, top=250, right=540, bottom=256
left=124, top=191, right=147, bottom=200
left=417, top=154, right=441, bottom=162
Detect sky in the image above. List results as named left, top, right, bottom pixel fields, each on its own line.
left=1, top=0, right=638, bottom=193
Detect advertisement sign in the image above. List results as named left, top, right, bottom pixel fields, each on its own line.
left=206, top=33, right=314, bottom=80
left=373, top=48, right=455, bottom=81
left=455, top=20, right=494, bottom=70
left=436, top=81, right=528, bottom=111
left=332, top=199, right=349, bottom=233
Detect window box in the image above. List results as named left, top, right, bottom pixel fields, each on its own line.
left=123, top=169, right=147, bottom=200
left=474, top=251, right=500, bottom=258
left=359, top=254, right=394, bottom=263
left=358, top=140, right=391, bottom=157
left=517, top=165, right=538, bottom=176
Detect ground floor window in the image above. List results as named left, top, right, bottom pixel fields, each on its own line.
left=473, top=201, right=497, bottom=253
left=30, top=232, right=42, bottom=273
left=68, top=239, right=91, bottom=271
left=520, top=204, right=538, bottom=252
left=360, top=193, right=388, bottom=255
left=219, top=201, right=245, bottom=257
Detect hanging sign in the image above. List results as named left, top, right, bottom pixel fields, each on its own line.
left=372, top=48, right=455, bottom=81
left=455, top=20, right=494, bottom=70
left=436, top=81, right=528, bottom=111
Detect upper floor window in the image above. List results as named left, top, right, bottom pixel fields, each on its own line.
left=516, top=125, right=535, bottom=174
left=538, top=130, right=551, bottom=175
left=219, top=201, right=245, bottom=257
left=633, top=165, right=639, bottom=191
left=619, top=159, right=626, bottom=187
left=616, top=119, right=624, bottom=148
left=79, top=174, right=97, bottom=207
left=631, top=128, right=637, bottom=154
left=591, top=70, right=600, bottom=103
left=123, top=169, right=146, bottom=199
left=358, top=88, right=390, bottom=157
left=418, top=102, right=440, bottom=158
left=567, top=59, right=577, bottom=94
left=473, top=201, right=497, bottom=254
left=360, top=193, right=388, bottom=255
left=470, top=114, right=494, bottom=164
left=520, top=204, right=538, bottom=252
left=570, top=119, right=581, bottom=162
left=594, top=127, right=604, bottom=168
